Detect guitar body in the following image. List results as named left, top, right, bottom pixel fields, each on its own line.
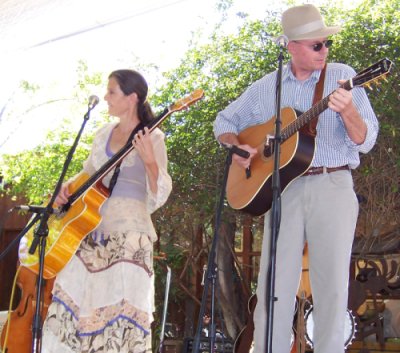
left=19, top=173, right=108, bottom=278
left=234, top=294, right=257, bottom=353
left=226, top=107, right=315, bottom=216
left=0, top=265, right=55, bottom=353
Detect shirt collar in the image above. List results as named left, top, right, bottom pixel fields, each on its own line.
left=283, top=61, right=322, bottom=83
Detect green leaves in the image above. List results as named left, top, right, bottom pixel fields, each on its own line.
left=0, top=132, right=91, bottom=204
left=1, top=0, right=399, bottom=250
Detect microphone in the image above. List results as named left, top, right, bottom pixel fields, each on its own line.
left=221, top=143, right=250, bottom=159
left=275, top=35, right=289, bottom=48
left=15, top=205, right=48, bottom=213
left=88, top=95, right=100, bottom=109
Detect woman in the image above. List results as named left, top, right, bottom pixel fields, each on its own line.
left=42, top=69, right=172, bottom=353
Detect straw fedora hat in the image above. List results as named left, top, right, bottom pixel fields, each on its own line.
left=281, top=4, right=341, bottom=41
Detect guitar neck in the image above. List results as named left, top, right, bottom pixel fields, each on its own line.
left=281, top=80, right=353, bottom=143
left=61, top=88, right=205, bottom=210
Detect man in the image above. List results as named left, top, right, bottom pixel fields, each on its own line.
left=213, top=4, right=379, bottom=353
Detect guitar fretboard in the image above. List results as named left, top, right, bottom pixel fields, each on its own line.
left=281, top=80, right=353, bottom=142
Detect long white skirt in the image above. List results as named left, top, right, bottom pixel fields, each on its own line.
left=41, top=224, right=155, bottom=353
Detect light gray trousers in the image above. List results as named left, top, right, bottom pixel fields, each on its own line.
left=253, top=170, right=359, bottom=353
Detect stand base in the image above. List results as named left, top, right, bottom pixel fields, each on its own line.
left=183, top=337, right=233, bottom=353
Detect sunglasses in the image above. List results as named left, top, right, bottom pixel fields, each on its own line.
left=294, top=39, right=333, bottom=52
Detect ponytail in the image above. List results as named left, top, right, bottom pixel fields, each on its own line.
left=138, top=101, right=155, bottom=125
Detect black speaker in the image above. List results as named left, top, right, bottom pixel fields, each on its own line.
left=182, top=337, right=233, bottom=353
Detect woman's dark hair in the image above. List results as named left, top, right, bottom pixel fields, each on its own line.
left=108, top=69, right=155, bottom=124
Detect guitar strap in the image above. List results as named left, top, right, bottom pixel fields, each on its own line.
left=304, top=64, right=327, bottom=136
left=108, top=122, right=144, bottom=196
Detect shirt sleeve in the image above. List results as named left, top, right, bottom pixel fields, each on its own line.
left=344, top=85, right=379, bottom=154
left=213, top=82, right=262, bottom=139
left=145, top=129, right=172, bottom=214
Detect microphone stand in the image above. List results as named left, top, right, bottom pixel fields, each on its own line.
left=158, top=263, right=171, bottom=353
left=192, top=146, right=249, bottom=353
left=264, top=38, right=286, bottom=353
left=26, top=100, right=97, bottom=353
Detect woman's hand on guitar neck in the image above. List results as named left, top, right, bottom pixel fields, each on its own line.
left=54, top=182, right=71, bottom=206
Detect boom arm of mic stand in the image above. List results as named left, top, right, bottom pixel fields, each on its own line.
left=28, top=104, right=93, bottom=256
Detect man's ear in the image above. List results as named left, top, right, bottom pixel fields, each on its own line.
left=287, top=41, right=296, bottom=55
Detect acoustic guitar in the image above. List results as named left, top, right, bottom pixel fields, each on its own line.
left=18, top=89, right=205, bottom=278
left=226, top=58, right=392, bottom=216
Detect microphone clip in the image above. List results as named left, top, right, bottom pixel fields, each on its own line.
left=221, top=143, right=250, bottom=159
left=15, top=205, right=52, bottom=214
left=84, top=95, right=100, bottom=120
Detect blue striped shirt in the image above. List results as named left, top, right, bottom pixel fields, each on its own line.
left=213, top=62, right=379, bottom=169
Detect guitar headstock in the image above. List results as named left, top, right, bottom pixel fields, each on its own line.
left=169, top=89, right=205, bottom=112
left=351, top=58, right=393, bottom=89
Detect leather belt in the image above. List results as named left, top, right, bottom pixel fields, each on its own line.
left=302, top=165, right=350, bottom=176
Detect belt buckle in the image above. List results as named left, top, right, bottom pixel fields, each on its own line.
left=306, top=167, right=320, bottom=176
